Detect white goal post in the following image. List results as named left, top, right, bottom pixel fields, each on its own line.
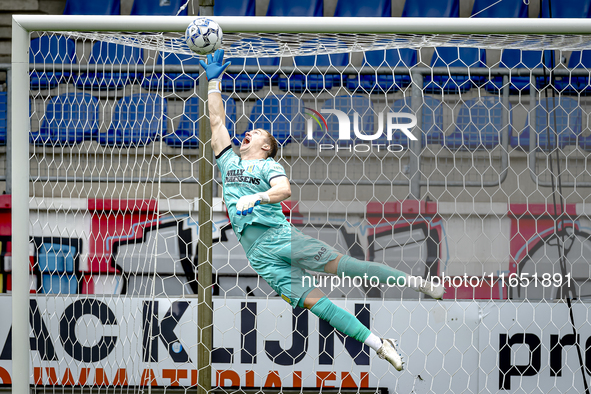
left=10, top=14, right=591, bottom=394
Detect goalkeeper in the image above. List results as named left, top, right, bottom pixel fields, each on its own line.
left=200, top=49, right=444, bottom=372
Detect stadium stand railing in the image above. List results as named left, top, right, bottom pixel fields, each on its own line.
left=347, top=48, right=416, bottom=94
left=29, top=36, right=76, bottom=90
left=142, top=52, right=201, bottom=92
left=486, top=50, right=555, bottom=94
left=424, top=47, right=487, bottom=94
left=445, top=97, right=511, bottom=151
left=75, top=42, right=143, bottom=90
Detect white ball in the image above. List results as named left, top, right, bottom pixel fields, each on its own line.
left=185, top=17, right=223, bottom=55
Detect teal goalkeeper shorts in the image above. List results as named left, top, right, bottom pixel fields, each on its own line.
left=246, top=224, right=340, bottom=308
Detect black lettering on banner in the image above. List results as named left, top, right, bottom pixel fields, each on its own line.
left=499, top=333, right=541, bottom=390
left=142, top=300, right=234, bottom=364
left=319, top=303, right=370, bottom=365
left=142, top=301, right=190, bottom=363
left=241, top=302, right=257, bottom=363
left=550, top=333, right=578, bottom=376
left=59, top=299, right=117, bottom=362
left=0, top=300, right=57, bottom=361
left=265, top=307, right=308, bottom=365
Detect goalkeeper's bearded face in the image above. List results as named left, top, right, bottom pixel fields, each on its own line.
left=240, top=129, right=272, bottom=158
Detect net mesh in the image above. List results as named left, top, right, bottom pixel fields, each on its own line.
left=56, top=31, right=591, bottom=56
left=4, top=25, right=591, bottom=392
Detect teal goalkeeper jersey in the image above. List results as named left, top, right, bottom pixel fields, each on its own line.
left=215, top=145, right=289, bottom=240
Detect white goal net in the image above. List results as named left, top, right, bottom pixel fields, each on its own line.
left=4, top=15, right=591, bottom=394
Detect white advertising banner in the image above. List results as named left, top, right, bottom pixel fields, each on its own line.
left=0, top=296, right=589, bottom=393
left=479, top=302, right=591, bottom=394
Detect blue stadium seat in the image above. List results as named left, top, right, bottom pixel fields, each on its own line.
left=471, top=0, right=527, bottom=17
left=42, top=275, right=77, bottom=294
left=99, top=94, right=167, bottom=147
left=279, top=40, right=349, bottom=93
left=236, top=94, right=304, bottom=145
left=424, top=47, right=486, bottom=94
left=0, top=92, right=6, bottom=146
left=377, top=96, right=444, bottom=148
left=30, top=93, right=99, bottom=146
left=30, top=36, right=76, bottom=90
left=76, top=42, right=143, bottom=90
left=333, top=0, right=390, bottom=17
left=131, top=0, right=187, bottom=15
left=445, top=97, right=511, bottom=150
left=348, top=49, right=416, bottom=93
left=553, top=51, right=591, bottom=95
left=38, top=243, right=77, bottom=295
left=165, top=96, right=236, bottom=148
left=303, top=95, right=374, bottom=148
left=540, top=0, right=591, bottom=17
left=222, top=38, right=281, bottom=92
left=214, top=0, right=255, bottom=15
left=402, top=0, right=459, bottom=17
left=142, top=52, right=200, bottom=92
left=266, top=0, right=322, bottom=16
left=63, top=0, right=120, bottom=14
left=38, top=244, right=75, bottom=273
left=514, top=97, right=581, bottom=150
left=486, top=50, right=554, bottom=94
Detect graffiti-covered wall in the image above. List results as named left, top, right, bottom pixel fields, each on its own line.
left=0, top=196, right=588, bottom=300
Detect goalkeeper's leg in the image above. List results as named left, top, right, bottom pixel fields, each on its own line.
left=324, top=254, right=445, bottom=299
left=302, top=288, right=404, bottom=371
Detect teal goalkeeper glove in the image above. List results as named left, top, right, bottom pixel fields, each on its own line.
left=199, top=49, right=231, bottom=81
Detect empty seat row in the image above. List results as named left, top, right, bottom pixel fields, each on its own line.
left=308, top=95, right=589, bottom=151
left=31, top=36, right=591, bottom=96
left=226, top=47, right=591, bottom=96
left=29, top=93, right=236, bottom=148
left=30, top=38, right=202, bottom=91
left=63, top=0, right=249, bottom=16
left=27, top=91, right=591, bottom=151
left=63, top=0, right=591, bottom=18
left=242, top=95, right=591, bottom=151
left=63, top=0, right=189, bottom=16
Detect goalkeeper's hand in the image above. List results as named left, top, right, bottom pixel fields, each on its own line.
left=199, top=49, right=231, bottom=81
left=236, top=192, right=270, bottom=216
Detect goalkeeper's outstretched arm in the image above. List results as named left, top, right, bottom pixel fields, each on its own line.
left=200, top=49, right=231, bottom=157
left=208, top=91, right=231, bottom=157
